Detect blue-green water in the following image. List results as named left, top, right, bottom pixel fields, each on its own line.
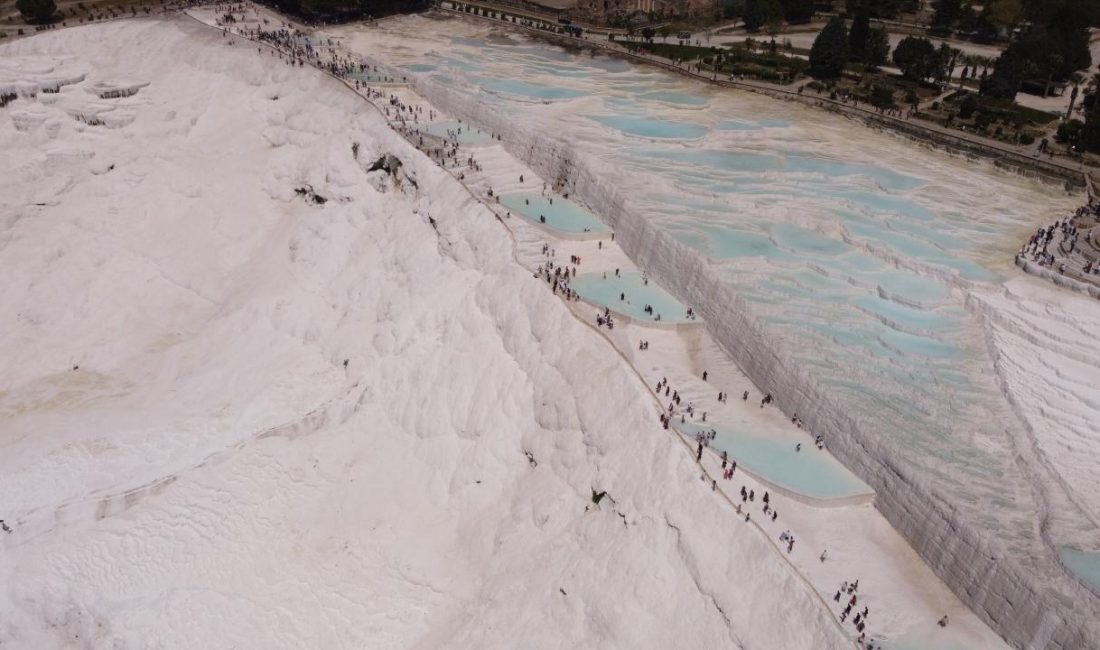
left=678, top=422, right=870, bottom=499
left=499, top=192, right=610, bottom=234
left=590, top=115, right=708, bottom=139
left=419, top=120, right=493, bottom=144
left=362, top=18, right=1084, bottom=600
left=1062, top=548, right=1100, bottom=594
left=571, top=272, right=690, bottom=322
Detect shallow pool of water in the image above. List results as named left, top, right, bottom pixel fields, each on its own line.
left=590, top=115, right=708, bottom=140
left=677, top=421, right=871, bottom=500
left=571, top=272, right=691, bottom=323
left=419, top=120, right=493, bottom=144
left=499, top=192, right=609, bottom=234
left=351, top=21, right=1087, bottom=611
left=482, top=78, right=587, bottom=100
left=1061, top=548, right=1100, bottom=594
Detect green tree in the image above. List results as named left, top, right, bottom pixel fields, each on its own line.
left=892, top=36, right=938, bottom=81
left=977, top=14, right=1090, bottom=101
left=1084, top=92, right=1100, bottom=152
left=957, top=93, right=979, bottom=118
left=980, top=47, right=1028, bottom=99
left=931, top=0, right=962, bottom=33
left=864, top=27, right=890, bottom=70
left=780, top=0, right=813, bottom=23
left=642, top=26, right=656, bottom=41
left=719, top=0, right=745, bottom=21
left=848, top=7, right=870, bottom=61
left=744, top=0, right=782, bottom=32
left=988, top=0, right=1022, bottom=33
left=1021, top=0, right=1100, bottom=28
left=1066, top=72, right=1084, bottom=119
left=272, top=0, right=427, bottom=22
left=870, top=84, right=895, bottom=109
left=935, top=43, right=961, bottom=87
left=1056, top=119, right=1084, bottom=144
left=16, top=0, right=57, bottom=23
left=1046, top=10, right=1092, bottom=77
left=809, top=16, right=849, bottom=78
left=765, top=10, right=784, bottom=44
left=847, top=0, right=912, bottom=19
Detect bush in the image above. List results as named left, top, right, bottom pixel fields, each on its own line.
left=1056, top=119, right=1084, bottom=143
left=870, top=84, right=895, bottom=109
left=16, top=0, right=57, bottom=23
left=1020, top=133, right=1036, bottom=145
left=958, top=94, right=978, bottom=119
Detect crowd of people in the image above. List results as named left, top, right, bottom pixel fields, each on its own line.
left=1018, top=203, right=1100, bottom=281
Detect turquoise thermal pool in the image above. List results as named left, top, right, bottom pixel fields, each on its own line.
left=348, top=16, right=1098, bottom=625
left=571, top=272, right=691, bottom=323
left=499, top=192, right=610, bottom=234
left=418, top=120, right=493, bottom=144
left=678, top=422, right=871, bottom=500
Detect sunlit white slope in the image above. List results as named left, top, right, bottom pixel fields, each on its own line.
left=0, top=17, right=847, bottom=650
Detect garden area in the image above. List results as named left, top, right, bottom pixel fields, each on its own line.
left=617, top=37, right=809, bottom=84
left=915, top=90, right=1057, bottom=145
left=709, top=44, right=807, bottom=84
left=616, top=40, right=715, bottom=62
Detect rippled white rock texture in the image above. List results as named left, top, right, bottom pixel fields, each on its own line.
left=330, top=14, right=1100, bottom=649
left=0, top=16, right=867, bottom=650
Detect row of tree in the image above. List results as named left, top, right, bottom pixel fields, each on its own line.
left=255, top=0, right=428, bottom=23
left=718, top=0, right=812, bottom=31
left=806, top=14, right=889, bottom=79
left=16, top=0, right=58, bottom=24
left=808, top=3, right=1094, bottom=101
left=980, top=0, right=1093, bottom=101
left=13, top=0, right=429, bottom=23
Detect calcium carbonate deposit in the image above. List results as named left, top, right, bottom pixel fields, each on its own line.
left=2, top=7, right=1100, bottom=650
left=0, top=16, right=859, bottom=650
left=328, top=13, right=1100, bottom=649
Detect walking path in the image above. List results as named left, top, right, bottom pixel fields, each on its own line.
left=188, top=5, right=1012, bottom=648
